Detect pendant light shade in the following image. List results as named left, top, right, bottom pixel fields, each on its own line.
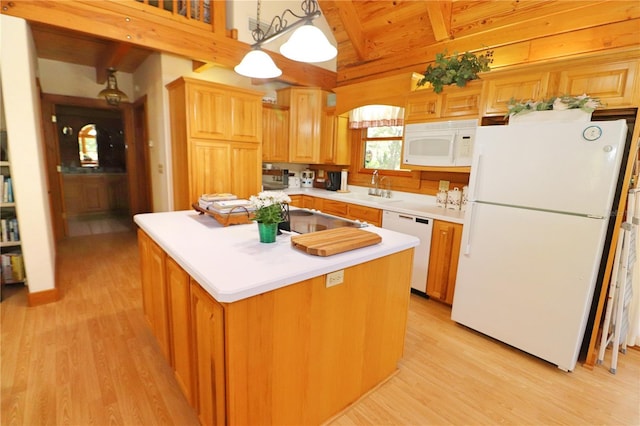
left=98, top=68, right=128, bottom=106
left=234, top=49, right=283, bottom=79
left=280, top=24, right=337, bottom=63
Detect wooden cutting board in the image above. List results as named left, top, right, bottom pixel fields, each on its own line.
left=291, top=227, right=382, bottom=257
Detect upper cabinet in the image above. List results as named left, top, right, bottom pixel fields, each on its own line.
left=556, top=60, right=638, bottom=108
left=277, top=87, right=327, bottom=164
left=481, top=71, right=551, bottom=116
left=320, top=108, right=350, bottom=165
left=167, top=77, right=263, bottom=209
left=405, top=80, right=483, bottom=123
left=262, top=105, right=289, bottom=162
left=186, top=80, right=261, bottom=143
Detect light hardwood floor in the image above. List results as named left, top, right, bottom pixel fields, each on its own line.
left=2, top=230, right=639, bottom=425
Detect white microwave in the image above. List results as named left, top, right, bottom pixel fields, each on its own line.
left=403, top=119, right=477, bottom=167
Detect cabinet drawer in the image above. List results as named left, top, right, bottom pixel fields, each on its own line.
left=321, top=199, right=348, bottom=216
left=347, top=204, right=381, bottom=227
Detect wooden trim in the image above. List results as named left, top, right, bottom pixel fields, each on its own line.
left=27, top=287, right=60, bottom=306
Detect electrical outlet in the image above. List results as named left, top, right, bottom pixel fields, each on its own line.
left=326, top=270, right=344, bottom=288
left=158, top=164, right=164, bottom=174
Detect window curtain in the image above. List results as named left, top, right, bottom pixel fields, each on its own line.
left=348, top=105, right=405, bottom=129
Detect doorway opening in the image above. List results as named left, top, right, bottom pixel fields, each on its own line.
left=41, top=94, right=152, bottom=240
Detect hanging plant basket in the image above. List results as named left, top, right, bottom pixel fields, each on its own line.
left=417, top=50, right=493, bottom=93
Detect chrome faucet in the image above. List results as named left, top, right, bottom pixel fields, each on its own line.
left=369, top=170, right=379, bottom=195
left=379, top=176, right=392, bottom=198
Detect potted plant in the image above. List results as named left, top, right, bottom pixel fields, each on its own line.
left=250, top=191, right=291, bottom=243
left=506, top=94, right=603, bottom=123
left=417, top=50, right=493, bottom=93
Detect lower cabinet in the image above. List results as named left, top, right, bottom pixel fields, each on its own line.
left=138, top=230, right=171, bottom=361
left=191, top=281, right=226, bottom=426
left=319, top=198, right=382, bottom=227
left=63, top=174, right=129, bottom=216
left=139, top=229, right=225, bottom=424
left=166, top=256, right=195, bottom=406
left=426, top=220, right=463, bottom=305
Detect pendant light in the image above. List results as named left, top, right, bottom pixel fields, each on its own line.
left=280, top=23, right=337, bottom=63
left=98, top=68, right=128, bottom=106
left=234, top=49, right=282, bottom=79
left=234, top=0, right=336, bottom=78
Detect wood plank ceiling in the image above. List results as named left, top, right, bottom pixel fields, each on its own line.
left=19, top=0, right=640, bottom=87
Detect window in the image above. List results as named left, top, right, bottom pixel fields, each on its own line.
left=78, top=124, right=99, bottom=168
left=363, top=126, right=403, bottom=170
left=348, top=105, right=405, bottom=172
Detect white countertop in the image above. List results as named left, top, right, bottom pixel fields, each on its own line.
left=282, top=186, right=466, bottom=224
left=134, top=210, right=419, bottom=303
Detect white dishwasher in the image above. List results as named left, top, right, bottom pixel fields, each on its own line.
left=382, top=210, right=433, bottom=295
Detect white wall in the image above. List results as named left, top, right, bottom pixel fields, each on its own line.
left=38, top=59, right=134, bottom=100
left=0, top=15, right=56, bottom=294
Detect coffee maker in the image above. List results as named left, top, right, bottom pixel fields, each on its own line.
left=325, top=171, right=341, bottom=191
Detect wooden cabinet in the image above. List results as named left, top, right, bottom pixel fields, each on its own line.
left=187, top=80, right=261, bottom=142
left=556, top=60, right=638, bottom=108
left=139, top=229, right=225, bottom=424
left=320, top=109, right=350, bottom=165
left=405, top=81, right=482, bottom=123
left=190, top=280, right=226, bottom=426
left=166, top=256, right=195, bottom=406
left=277, top=87, right=328, bottom=164
left=288, top=195, right=302, bottom=207
left=318, top=198, right=382, bottom=227
left=405, top=90, right=441, bottom=122
left=481, top=71, right=551, bottom=116
left=63, top=174, right=128, bottom=216
left=426, top=220, right=463, bottom=305
left=262, top=104, right=289, bottom=162
left=138, top=229, right=171, bottom=361
left=167, top=77, right=263, bottom=210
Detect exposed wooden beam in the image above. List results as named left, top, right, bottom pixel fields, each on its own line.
left=426, top=1, right=452, bottom=42
left=333, top=0, right=368, bottom=60
left=96, top=42, right=133, bottom=83
left=192, top=60, right=215, bottom=73
left=334, top=2, right=640, bottom=85
left=0, top=0, right=337, bottom=90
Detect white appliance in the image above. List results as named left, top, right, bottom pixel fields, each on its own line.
left=451, top=119, right=628, bottom=372
left=301, top=169, right=315, bottom=188
left=382, top=210, right=433, bottom=293
left=403, top=119, right=477, bottom=167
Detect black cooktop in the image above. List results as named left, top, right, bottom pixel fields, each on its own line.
left=279, top=209, right=367, bottom=234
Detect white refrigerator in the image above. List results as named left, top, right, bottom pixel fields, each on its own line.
left=451, top=119, right=629, bottom=372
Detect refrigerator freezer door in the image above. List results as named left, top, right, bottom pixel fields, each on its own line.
left=452, top=202, right=607, bottom=371
left=469, top=120, right=627, bottom=217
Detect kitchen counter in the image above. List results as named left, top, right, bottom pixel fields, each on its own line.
left=136, top=209, right=420, bottom=425
left=282, top=186, right=466, bottom=224
left=134, top=209, right=419, bottom=303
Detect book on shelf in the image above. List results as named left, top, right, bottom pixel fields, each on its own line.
left=2, top=176, right=13, bottom=203
left=1, top=252, right=25, bottom=283
left=0, top=217, right=19, bottom=242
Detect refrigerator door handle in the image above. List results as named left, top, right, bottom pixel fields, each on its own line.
left=463, top=202, right=476, bottom=255
left=469, top=153, right=483, bottom=201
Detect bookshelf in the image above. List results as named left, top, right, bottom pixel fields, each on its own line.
left=0, top=133, right=26, bottom=286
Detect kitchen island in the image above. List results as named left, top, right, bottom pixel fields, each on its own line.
left=134, top=210, right=419, bottom=425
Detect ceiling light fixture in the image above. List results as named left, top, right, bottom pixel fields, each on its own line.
left=234, top=0, right=336, bottom=79
left=98, top=68, right=128, bottom=106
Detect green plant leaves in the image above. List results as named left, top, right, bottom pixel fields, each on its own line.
left=417, top=50, right=493, bottom=93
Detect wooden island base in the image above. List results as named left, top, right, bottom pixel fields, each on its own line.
left=138, top=229, right=414, bottom=425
